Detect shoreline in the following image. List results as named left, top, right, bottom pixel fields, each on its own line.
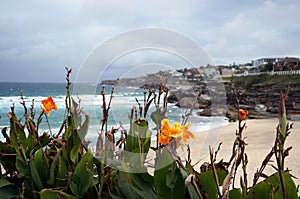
left=188, top=118, right=300, bottom=187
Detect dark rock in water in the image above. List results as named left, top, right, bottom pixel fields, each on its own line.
left=197, top=96, right=211, bottom=108
left=197, top=105, right=227, bottom=117
left=168, top=90, right=196, bottom=106
left=179, top=97, right=198, bottom=108
left=168, top=92, right=180, bottom=103
left=176, top=96, right=210, bottom=109
left=168, top=90, right=211, bottom=108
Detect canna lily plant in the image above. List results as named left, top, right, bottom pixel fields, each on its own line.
left=0, top=68, right=298, bottom=199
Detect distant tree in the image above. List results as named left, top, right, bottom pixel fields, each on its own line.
left=264, top=62, right=274, bottom=72
left=283, top=65, right=289, bottom=71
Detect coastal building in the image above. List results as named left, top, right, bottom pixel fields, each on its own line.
left=252, top=57, right=300, bottom=69
left=197, top=66, right=219, bottom=77
left=220, top=68, right=235, bottom=76
left=277, top=57, right=300, bottom=68
left=252, top=58, right=281, bottom=68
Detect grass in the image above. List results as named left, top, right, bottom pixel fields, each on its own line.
left=223, top=74, right=300, bottom=90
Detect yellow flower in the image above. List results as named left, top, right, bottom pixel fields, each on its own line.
left=158, top=118, right=195, bottom=145
left=239, top=109, right=248, bottom=122
left=42, top=96, right=58, bottom=116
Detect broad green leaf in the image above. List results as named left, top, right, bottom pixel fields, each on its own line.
left=70, top=151, right=93, bottom=198
left=70, top=143, right=81, bottom=164
left=30, top=155, right=43, bottom=190
left=48, top=149, right=68, bottom=187
left=0, top=179, right=14, bottom=188
left=40, top=189, right=77, bottom=199
left=216, top=168, right=227, bottom=185
left=117, top=172, right=145, bottom=199
left=32, top=148, right=48, bottom=188
left=125, top=120, right=147, bottom=152
left=185, top=161, right=198, bottom=175
left=196, top=167, right=227, bottom=199
left=9, top=113, right=27, bottom=155
left=185, top=183, right=201, bottom=199
left=15, top=155, right=29, bottom=177
left=150, top=110, right=164, bottom=129
left=64, top=125, right=72, bottom=140
left=67, top=130, right=82, bottom=164
left=56, top=155, right=68, bottom=187
left=198, top=170, right=218, bottom=199
left=180, top=168, right=201, bottom=199
left=154, top=149, right=185, bottom=199
left=138, top=171, right=155, bottom=185
left=78, top=111, right=90, bottom=141
left=229, top=188, right=242, bottom=199
left=48, top=151, right=60, bottom=186
left=39, top=133, right=51, bottom=147
left=248, top=181, right=273, bottom=199
left=266, top=172, right=297, bottom=198
left=0, top=180, right=20, bottom=199
left=266, top=171, right=298, bottom=198
left=32, top=132, right=50, bottom=153
left=120, top=172, right=156, bottom=199
left=23, top=178, right=35, bottom=199
left=0, top=142, right=16, bottom=172
left=0, top=142, right=16, bottom=154
left=248, top=171, right=298, bottom=199
left=125, top=119, right=151, bottom=167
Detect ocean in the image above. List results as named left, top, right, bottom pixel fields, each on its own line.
left=0, top=82, right=228, bottom=146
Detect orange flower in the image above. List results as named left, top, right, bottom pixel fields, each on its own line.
left=158, top=133, right=171, bottom=145
left=42, top=96, right=58, bottom=116
left=159, top=119, right=180, bottom=145
left=239, top=109, right=248, bottom=122
left=158, top=119, right=195, bottom=145
left=179, top=123, right=196, bottom=144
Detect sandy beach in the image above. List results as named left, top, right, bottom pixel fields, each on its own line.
left=188, top=118, right=300, bottom=187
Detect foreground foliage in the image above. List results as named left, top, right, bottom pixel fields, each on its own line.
left=0, top=68, right=298, bottom=198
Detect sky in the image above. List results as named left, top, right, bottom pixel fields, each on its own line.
left=0, top=0, right=300, bottom=82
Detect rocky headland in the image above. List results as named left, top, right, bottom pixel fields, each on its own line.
left=102, top=73, right=300, bottom=122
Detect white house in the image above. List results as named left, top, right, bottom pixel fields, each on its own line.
left=252, top=58, right=282, bottom=68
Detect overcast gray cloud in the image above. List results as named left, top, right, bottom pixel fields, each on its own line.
left=0, top=0, right=299, bottom=82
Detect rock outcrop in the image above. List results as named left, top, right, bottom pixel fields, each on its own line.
left=102, top=73, right=300, bottom=122
left=168, top=80, right=300, bottom=121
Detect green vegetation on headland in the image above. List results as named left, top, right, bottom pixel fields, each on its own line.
left=223, top=73, right=300, bottom=90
